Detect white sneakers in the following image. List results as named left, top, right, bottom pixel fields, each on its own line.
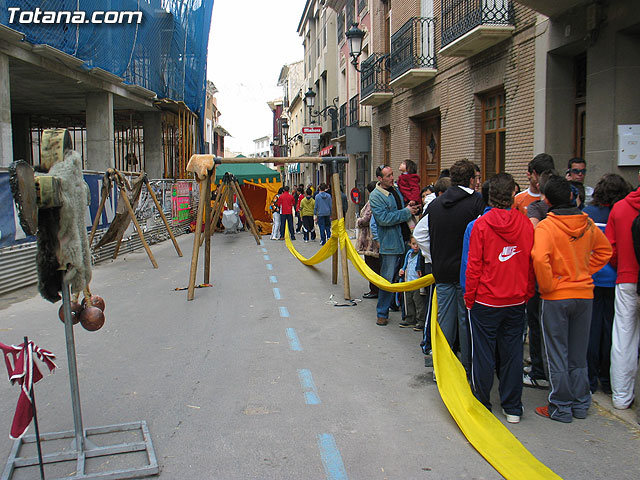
left=502, top=408, right=521, bottom=424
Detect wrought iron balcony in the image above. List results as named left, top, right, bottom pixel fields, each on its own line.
left=349, top=94, right=360, bottom=126
left=440, top=0, right=514, bottom=58
left=361, top=53, right=393, bottom=106
left=338, top=103, right=347, bottom=138
left=389, top=17, right=437, bottom=89
left=510, top=0, right=584, bottom=18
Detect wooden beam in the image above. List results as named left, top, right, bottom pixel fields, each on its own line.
left=188, top=154, right=348, bottom=165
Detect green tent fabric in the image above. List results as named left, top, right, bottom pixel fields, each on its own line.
left=214, top=163, right=281, bottom=184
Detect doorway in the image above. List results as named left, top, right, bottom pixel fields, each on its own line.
left=419, top=115, right=441, bottom=187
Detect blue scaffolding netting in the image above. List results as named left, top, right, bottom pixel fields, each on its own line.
left=1, top=0, right=214, bottom=139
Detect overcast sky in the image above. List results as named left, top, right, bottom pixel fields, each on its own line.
left=207, top=0, right=305, bottom=155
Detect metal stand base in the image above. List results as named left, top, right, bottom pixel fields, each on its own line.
left=2, top=421, right=158, bottom=480
left=2, top=280, right=159, bottom=479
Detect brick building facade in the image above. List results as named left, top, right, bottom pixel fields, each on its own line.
left=367, top=1, right=538, bottom=188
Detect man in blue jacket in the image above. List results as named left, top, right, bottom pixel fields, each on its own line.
left=313, top=183, right=333, bottom=245
left=370, top=165, right=420, bottom=326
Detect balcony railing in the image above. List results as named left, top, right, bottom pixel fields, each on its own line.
left=338, top=103, right=347, bottom=137
left=349, top=94, right=360, bottom=126
left=441, top=0, right=513, bottom=50
left=389, top=17, right=437, bottom=88
left=361, top=53, right=393, bottom=106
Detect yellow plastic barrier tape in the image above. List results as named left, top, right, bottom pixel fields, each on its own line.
left=285, top=219, right=434, bottom=291
left=283, top=218, right=562, bottom=480
left=284, top=223, right=338, bottom=265
left=430, top=294, right=562, bottom=480
left=341, top=225, right=434, bottom=292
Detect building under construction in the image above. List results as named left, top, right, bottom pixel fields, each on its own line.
left=0, top=1, right=217, bottom=293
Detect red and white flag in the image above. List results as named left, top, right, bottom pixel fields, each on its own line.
left=1, top=341, right=56, bottom=439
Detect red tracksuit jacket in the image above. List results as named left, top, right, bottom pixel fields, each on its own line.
left=464, top=208, right=535, bottom=309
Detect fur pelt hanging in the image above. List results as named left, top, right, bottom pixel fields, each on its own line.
left=36, top=150, right=92, bottom=301
left=186, top=155, right=214, bottom=181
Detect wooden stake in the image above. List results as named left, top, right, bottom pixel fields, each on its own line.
left=203, top=172, right=212, bottom=284
left=187, top=180, right=207, bottom=300
left=234, top=180, right=261, bottom=240
left=201, top=183, right=221, bottom=247
left=88, top=180, right=109, bottom=246
left=230, top=179, right=261, bottom=244
left=331, top=182, right=338, bottom=285
left=144, top=177, right=183, bottom=257
left=118, top=186, right=158, bottom=268
left=206, top=183, right=229, bottom=241
left=331, top=170, right=351, bottom=300
left=113, top=230, right=124, bottom=259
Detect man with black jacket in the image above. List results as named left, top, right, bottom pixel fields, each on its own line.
left=414, top=159, right=485, bottom=374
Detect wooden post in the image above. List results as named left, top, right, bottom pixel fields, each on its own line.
left=212, top=182, right=230, bottom=231
left=203, top=172, right=212, bottom=284
left=230, top=179, right=261, bottom=244
left=201, top=182, right=227, bottom=246
left=187, top=179, right=207, bottom=300
left=113, top=231, right=124, bottom=259
left=144, top=177, right=183, bottom=257
left=330, top=167, right=351, bottom=300
left=331, top=180, right=338, bottom=285
left=88, top=180, right=110, bottom=245
left=118, top=185, right=158, bottom=268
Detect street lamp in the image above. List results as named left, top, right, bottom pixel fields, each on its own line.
left=345, top=22, right=365, bottom=71
left=304, top=88, right=316, bottom=123
left=304, top=88, right=339, bottom=128
left=281, top=119, right=289, bottom=157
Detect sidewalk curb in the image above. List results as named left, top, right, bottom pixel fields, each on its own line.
left=592, top=392, right=639, bottom=429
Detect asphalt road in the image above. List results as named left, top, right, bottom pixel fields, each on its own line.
left=0, top=231, right=638, bottom=479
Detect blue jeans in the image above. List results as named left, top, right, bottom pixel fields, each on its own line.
left=317, top=216, right=331, bottom=244
left=377, top=254, right=403, bottom=319
left=436, top=282, right=471, bottom=374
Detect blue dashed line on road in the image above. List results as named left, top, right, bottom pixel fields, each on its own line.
left=273, top=288, right=281, bottom=300
left=286, top=328, right=302, bottom=351
left=262, top=248, right=267, bottom=253
left=305, top=391, right=320, bottom=405
left=266, top=264, right=273, bottom=270
left=279, top=306, right=289, bottom=318
left=264, top=255, right=270, bottom=261
left=269, top=276, right=277, bottom=283
left=298, top=369, right=320, bottom=405
left=317, top=434, right=348, bottom=480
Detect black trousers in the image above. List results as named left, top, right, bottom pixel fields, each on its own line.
left=526, top=291, right=546, bottom=380
left=279, top=214, right=295, bottom=239
left=302, top=215, right=316, bottom=241
left=364, top=255, right=380, bottom=294
left=469, top=303, right=526, bottom=415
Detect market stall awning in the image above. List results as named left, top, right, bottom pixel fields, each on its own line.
left=215, top=163, right=280, bottom=184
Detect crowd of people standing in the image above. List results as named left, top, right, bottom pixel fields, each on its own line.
left=359, top=156, right=639, bottom=426
left=269, top=182, right=340, bottom=245
left=268, top=156, right=640, bottom=426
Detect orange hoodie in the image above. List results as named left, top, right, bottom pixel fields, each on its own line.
left=532, top=209, right=612, bottom=301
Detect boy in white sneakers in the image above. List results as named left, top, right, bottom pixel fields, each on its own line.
left=464, top=173, right=535, bottom=423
